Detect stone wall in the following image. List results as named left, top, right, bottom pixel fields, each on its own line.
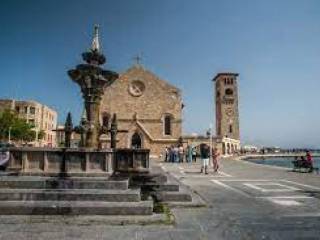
left=101, top=65, right=183, bottom=157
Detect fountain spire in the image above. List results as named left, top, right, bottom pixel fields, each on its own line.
left=91, top=24, right=100, bottom=52
left=68, top=25, right=118, bottom=148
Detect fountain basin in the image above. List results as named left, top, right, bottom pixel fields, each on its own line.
left=5, top=147, right=150, bottom=176
left=6, top=147, right=113, bottom=176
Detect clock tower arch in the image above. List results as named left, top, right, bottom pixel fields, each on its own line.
left=213, top=73, right=240, bottom=140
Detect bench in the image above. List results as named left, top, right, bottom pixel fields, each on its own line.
left=292, top=160, right=319, bottom=174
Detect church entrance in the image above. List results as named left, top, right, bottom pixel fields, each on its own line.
left=131, top=132, right=142, bottom=149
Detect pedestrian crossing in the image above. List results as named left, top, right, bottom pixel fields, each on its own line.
left=159, top=162, right=320, bottom=209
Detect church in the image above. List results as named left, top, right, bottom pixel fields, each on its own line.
left=100, top=62, right=241, bottom=158
left=100, top=64, right=183, bottom=156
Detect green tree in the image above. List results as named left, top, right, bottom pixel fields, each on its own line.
left=0, top=109, right=38, bottom=143
left=0, top=109, right=16, bottom=141
left=37, top=130, right=45, bottom=140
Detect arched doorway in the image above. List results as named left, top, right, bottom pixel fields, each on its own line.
left=131, top=132, right=142, bottom=149
left=222, top=143, right=226, bottom=155
left=227, top=143, right=230, bottom=154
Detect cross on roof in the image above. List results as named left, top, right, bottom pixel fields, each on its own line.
left=133, top=54, right=143, bottom=65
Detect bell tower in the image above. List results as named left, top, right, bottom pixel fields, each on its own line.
left=213, top=73, right=240, bottom=140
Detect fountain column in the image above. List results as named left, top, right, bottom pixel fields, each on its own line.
left=68, top=25, right=118, bottom=148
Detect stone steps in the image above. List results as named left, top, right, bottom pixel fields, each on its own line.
left=0, top=200, right=153, bottom=215
left=0, top=188, right=141, bottom=202
left=140, top=183, right=180, bottom=192
left=0, top=177, right=129, bottom=190
left=130, top=173, right=168, bottom=185
left=152, top=191, right=192, bottom=202
left=0, top=176, right=154, bottom=216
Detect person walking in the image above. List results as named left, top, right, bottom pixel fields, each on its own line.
left=169, top=146, right=174, bottom=163
left=187, top=145, right=193, bottom=163
left=200, top=144, right=210, bottom=174
left=192, top=147, right=197, bottom=162
left=173, top=146, right=179, bottom=163
left=212, top=148, right=220, bottom=172
left=306, top=151, right=314, bottom=172
left=164, top=146, right=169, bottom=162
left=178, top=145, right=184, bottom=163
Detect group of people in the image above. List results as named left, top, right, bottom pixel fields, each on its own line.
left=164, top=145, right=197, bottom=163
left=164, top=144, right=221, bottom=174
left=199, top=144, right=220, bottom=174
left=292, top=151, right=314, bottom=172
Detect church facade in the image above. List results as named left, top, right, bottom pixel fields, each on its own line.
left=100, top=64, right=241, bottom=157
left=100, top=64, right=183, bottom=157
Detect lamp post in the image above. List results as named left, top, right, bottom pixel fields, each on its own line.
left=209, top=124, right=213, bottom=167
left=8, top=127, right=12, bottom=144
left=35, top=129, right=38, bottom=147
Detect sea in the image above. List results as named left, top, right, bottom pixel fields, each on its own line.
left=244, top=156, right=320, bottom=169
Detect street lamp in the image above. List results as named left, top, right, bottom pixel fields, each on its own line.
left=209, top=123, right=213, bottom=167
left=35, top=129, right=38, bottom=147
left=8, top=127, right=12, bottom=144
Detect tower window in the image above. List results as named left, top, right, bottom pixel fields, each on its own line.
left=30, top=107, right=36, bottom=115
left=164, top=115, right=172, bottom=135
left=102, top=112, right=110, bottom=127
left=225, top=88, right=233, bottom=95
left=229, top=124, right=233, bottom=133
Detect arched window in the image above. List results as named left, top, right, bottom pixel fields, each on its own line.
left=225, top=88, right=233, bottom=96
left=229, top=124, right=233, bottom=133
left=164, top=115, right=172, bottom=135
left=131, top=132, right=142, bottom=149
left=102, top=112, right=110, bottom=127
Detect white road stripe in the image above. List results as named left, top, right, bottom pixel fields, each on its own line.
left=281, top=180, right=320, bottom=191
left=160, top=166, right=167, bottom=171
left=218, top=171, right=232, bottom=177
left=256, top=196, right=314, bottom=199
left=243, top=183, right=300, bottom=192
left=211, top=180, right=250, bottom=197
left=217, top=179, right=273, bottom=182
left=270, top=199, right=302, bottom=206
left=284, top=213, right=320, bottom=217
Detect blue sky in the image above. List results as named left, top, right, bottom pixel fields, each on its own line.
left=0, top=0, right=319, bottom=148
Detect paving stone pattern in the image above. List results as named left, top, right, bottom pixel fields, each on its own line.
left=1, top=159, right=320, bottom=239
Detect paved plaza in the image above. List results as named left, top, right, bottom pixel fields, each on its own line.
left=1, top=159, right=320, bottom=239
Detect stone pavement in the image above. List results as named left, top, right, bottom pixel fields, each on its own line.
left=1, top=158, right=320, bottom=239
